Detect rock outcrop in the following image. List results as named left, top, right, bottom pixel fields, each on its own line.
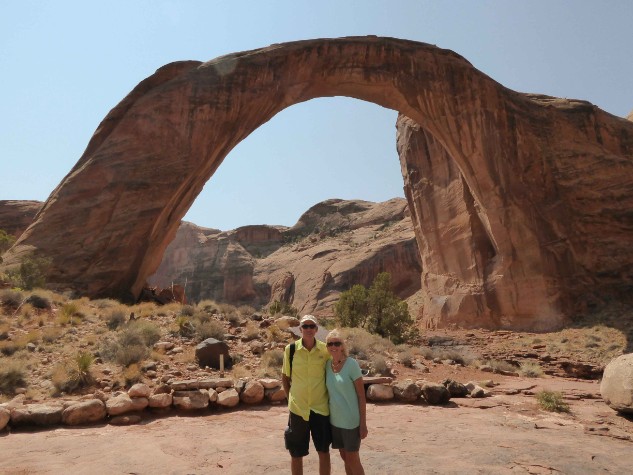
left=149, top=198, right=422, bottom=315
left=2, top=37, right=632, bottom=330
left=0, top=201, right=42, bottom=238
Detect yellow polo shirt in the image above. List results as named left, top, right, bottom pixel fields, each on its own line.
left=282, top=338, right=330, bottom=421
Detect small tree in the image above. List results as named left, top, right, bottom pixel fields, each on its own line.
left=334, top=284, right=368, bottom=328
left=335, top=272, right=414, bottom=344
left=8, top=255, right=52, bottom=290
left=0, top=229, right=15, bottom=265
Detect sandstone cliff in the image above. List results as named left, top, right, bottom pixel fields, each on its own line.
left=148, top=198, right=422, bottom=316
left=0, top=201, right=42, bottom=238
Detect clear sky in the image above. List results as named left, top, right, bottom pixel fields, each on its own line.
left=2, top=1, right=632, bottom=231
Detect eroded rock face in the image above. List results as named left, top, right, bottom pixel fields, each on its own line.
left=149, top=198, right=422, bottom=315
left=0, top=200, right=42, bottom=238
left=2, top=37, right=632, bottom=329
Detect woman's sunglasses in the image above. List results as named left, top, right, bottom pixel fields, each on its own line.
left=301, top=324, right=316, bottom=329
left=327, top=341, right=343, bottom=347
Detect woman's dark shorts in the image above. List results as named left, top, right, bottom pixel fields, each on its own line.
left=331, top=425, right=361, bottom=452
left=284, top=410, right=332, bottom=457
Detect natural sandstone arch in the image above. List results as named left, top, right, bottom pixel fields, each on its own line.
left=2, top=37, right=633, bottom=330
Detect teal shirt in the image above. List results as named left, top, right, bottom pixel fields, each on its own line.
left=325, top=357, right=363, bottom=429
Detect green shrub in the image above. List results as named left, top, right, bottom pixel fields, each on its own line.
left=175, top=316, right=195, bottom=337
left=180, top=304, right=195, bottom=316
left=51, top=352, right=95, bottom=393
left=98, top=320, right=160, bottom=367
left=335, top=272, right=414, bottom=344
left=268, top=300, right=299, bottom=318
left=536, top=390, right=570, bottom=413
left=370, top=354, right=389, bottom=376
left=115, top=344, right=148, bottom=367
left=0, top=359, right=26, bottom=394
left=0, top=229, right=15, bottom=255
left=7, top=255, right=52, bottom=290
left=122, top=320, right=161, bottom=347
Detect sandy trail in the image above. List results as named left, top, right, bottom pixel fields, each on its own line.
left=2, top=387, right=632, bottom=475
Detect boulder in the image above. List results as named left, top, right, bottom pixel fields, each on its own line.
left=128, top=383, right=151, bottom=398
left=10, top=404, right=63, bottom=427
left=600, top=353, right=633, bottom=414
left=172, top=390, right=209, bottom=410
left=259, top=378, right=281, bottom=389
left=217, top=388, right=240, bottom=408
left=442, top=379, right=470, bottom=398
left=195, top=338, right=233, bottom=370
left=240, top=380, right=265, bottom=404
left=366, top=384, right=394, bottom=402
left=420, top=383, right=450, bottom=405
left=62, top=399, right=107, bottom=426
left=106, top=394, right=148, bottom=416
left=392, top=379, right=422, bottom=403
left=265, top=386, right=287, bottom=403
left=148, top=393, right=173, bottom=408
left=0, top=407, right=10, bottom=431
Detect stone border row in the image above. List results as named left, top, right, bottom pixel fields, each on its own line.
left=0, top=376, right=490, bottom=432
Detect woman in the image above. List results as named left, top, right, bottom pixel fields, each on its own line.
left=325, top=329, right=367, bottom=475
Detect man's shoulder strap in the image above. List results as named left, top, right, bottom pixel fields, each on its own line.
left=289, top=342, right=296, bottom=375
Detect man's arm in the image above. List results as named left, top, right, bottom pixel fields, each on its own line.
left=282, top=374, right=291, bottom=399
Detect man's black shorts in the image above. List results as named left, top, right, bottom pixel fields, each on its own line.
left=284, top=410, right=332, bottom=457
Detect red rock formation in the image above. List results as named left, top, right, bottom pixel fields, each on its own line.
left=2, top=37, right=632, bottom=329
left=148, top=198, right=422, bottom=316
left=0, top=201, right=42, bottom=238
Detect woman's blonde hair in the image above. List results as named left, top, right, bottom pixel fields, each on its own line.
left=326, top=329, right=348, bottom=357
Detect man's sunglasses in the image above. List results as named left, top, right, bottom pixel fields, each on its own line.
left=301, top=324, right=317, bottom=329
left=327, top=341, right=343, bottom=347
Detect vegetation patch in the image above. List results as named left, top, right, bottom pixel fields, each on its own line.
left=536, top=390, right=570, bottom=413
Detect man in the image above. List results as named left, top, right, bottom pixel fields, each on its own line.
left=282, top=314, right=331, bottom=475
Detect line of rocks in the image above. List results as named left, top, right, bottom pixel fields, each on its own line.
left=0, top=376, right=490, bottom=433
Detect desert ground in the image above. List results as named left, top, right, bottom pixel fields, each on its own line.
left=1, top=375, right=632, bottom=475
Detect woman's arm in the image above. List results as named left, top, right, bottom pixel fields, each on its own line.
left=353, top=377, right=368, bottom=439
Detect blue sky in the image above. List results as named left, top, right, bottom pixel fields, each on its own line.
left=1, top=1, right=632, bottom=230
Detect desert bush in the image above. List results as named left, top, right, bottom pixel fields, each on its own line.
left=519, top=362, right=544, bottom=378
left=226, top=311, right=244, bottom=326
left=482, top=359, right=518, bottom=374
left=123, top=364, right=143, bottom=386
left=0, top=340, right=20, bottom=356
left=260, top=348, right=284, bottom=379
left=52, top=351, right=95, bottom=393
left=42, top=327, right=63, bottom=343
left=268, top=300, right=299, bottom=318
left=0, top=288, right=24, bottom=308
left=194, top=319, right=225, bottom=342
left=0, top=359, right=26, bottom=394
left=536, top=390, right=570, bottom=413
left=98, top=320, right=160, bottom=367
left=370, top=354, right=389, bottom=376
left=105, top=308, right=127, bottom=330
left=335, top=273, right=414, bottom=344
left=0, top=229, right=15, bottom=255
left=266, top=324, right=286, bottom=343
left=396, top=346, right=415, bottom=367
left=237, top=305, right=256, bottom=318
left=244, top=321, right=260, bottom=340
left=25, top=291, right=52, bottom=310
left=175, top=316, right=195, bottom=338
left=430, top=348, right=476, bottom=366
left=7, top=255, right=52, bottom=290
left=197, top=299, right=219, bottom=314
left=232, top=364, right=252, bottom=379
left=180, top=304, right=196, bottom=317
left=427, top=335, right=455, bottom=346
left=92, top=298, right=121, bottom=309
left=58, top=301, right=84, bottom=325
left=342, top=327, right=394, bottom=360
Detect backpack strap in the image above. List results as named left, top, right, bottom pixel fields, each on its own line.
left=289, top=342, right=296, bottom=377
